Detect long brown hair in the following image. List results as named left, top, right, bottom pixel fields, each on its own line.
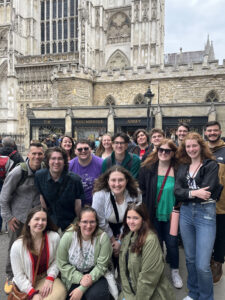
left=60, top=135, right=76, bottom=160
left=176, top=132, right=215, bottom=164
left=93, top=165, right=139, bottom=198
left=68, top=207, right=99, bottom=247
left=122, top=203, right=153, bottom=255
left=142, top=138, right=177, bottom=168
left=95, top=133, right=113, bottom=157
left=22, top=207, right=58, bottom=252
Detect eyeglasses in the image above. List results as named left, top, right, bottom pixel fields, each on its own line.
left=113, top=141, right=126, bottom=145
left=158, top=148, right=173, bottom=155
left=80, top=221, right=96, bottom=225
left=77, top=147, right=90, bottom=152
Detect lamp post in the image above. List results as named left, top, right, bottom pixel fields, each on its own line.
left=144, top=86, right=154, bottom=131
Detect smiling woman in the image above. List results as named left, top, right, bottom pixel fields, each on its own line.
left=57, top=207, right=113, bottom=300
left=10, top=207, right=66, bottom=300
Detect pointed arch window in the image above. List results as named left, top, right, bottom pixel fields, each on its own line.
left=105, top=95, right=116, bottom=106
left=134, top=94, right=146, bottom=105
left=206, top=90, right=219, bottom=102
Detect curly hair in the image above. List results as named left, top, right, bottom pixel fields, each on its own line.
left=122, top=203, right=154, bottom=255
left=67, top=207, right=99, bottom=247
left=133, top=129, right=149, bottom=144
left=93, top=165, right=139, bottom=198
left=142, top=138, right=178, bottom=168
left=176, top=132, right=215, bottom=164
left=44, top=146, right=68, bottom=172
left=95, top=133, right=112, bottom=157
left=60, top=135, right=76, bottom=160
left=22, top=207, right=58, bottom=252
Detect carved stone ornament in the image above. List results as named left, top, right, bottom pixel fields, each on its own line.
left=107, top=12, right=131, bottom=44
left=106, top=50, right=130, bottom=70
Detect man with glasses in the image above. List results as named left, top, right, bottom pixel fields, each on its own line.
left=101, top=132, right=140, bottom=178
left=176, top=123, right=190, bottom=146
left=35, top=147, right=84, bottom=231
left=69, top=139, right=103, bottom=206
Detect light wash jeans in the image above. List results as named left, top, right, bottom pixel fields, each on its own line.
left=180, top=202, right=216, bottom=300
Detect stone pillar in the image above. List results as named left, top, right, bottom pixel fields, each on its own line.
left=65, top=108, right=73, bottom=136
left=154, top=105, right=162, bottom=129
left=208, top=103, right=216, bottom=122
left=107, top=105, right=115, bottom=134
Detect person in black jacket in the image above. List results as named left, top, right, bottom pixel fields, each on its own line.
left=139, top=139, right=183, bottom=289
left=174, top=132, right=222, bottom=300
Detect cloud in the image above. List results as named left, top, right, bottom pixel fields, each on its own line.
left=165, top=0, right=225, bottom=63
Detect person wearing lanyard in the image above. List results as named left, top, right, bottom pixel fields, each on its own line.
left=139, top=139, right=183, bottom=289
left=57, top=207, right=112, bottom=300
left=175, top=132, right=222, bottom=300
left=92, top=165, right=142, bottom=268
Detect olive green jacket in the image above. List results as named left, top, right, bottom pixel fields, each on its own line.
left=56, top=229, right=112, bottom=292
left=119, top=231, right=174, bottom=300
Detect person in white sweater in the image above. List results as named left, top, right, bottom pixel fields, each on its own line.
left=92, top=166, right=142, bottom=261
left=10, top=207, right=66, bottom=300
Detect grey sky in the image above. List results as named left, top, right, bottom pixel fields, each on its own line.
left=164, top=0, right=225, bottom=63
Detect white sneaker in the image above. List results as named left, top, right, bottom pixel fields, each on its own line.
left=171, top=269, right=183, bottom=289
left=183, top=296, right=194, bottom=300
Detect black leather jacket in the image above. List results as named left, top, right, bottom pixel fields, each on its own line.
left=174, top=159, right=223, bottom=203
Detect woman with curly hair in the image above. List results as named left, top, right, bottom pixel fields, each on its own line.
left=95, top=133, right=113, bottom=159
left=92, top=165, right=142, bottom=261
left=139, top=138, right=183, bottom=288
left=175, top=132, right=222, bottom=300
left=60, top=135, right=76, bottom=162
left=119, top=203, right=174, bottom=300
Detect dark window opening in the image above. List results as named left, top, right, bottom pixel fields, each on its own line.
left=41, top=1, right=45, bottom=21
left=58, top=0, right=62, bottom=18
left=53, top=0, right=57, bottom=19
left=41, top=43, right=45, bottom=54
left=58, top=20, right=62, bottom=40
left=64, top=0, right=68, bottom=17
left=46, top=22, right=50, bottom=41
left=53, top=42, right=57, bottom=53
left=41, top=23, right=45, bottom=41
left=46, top=0, right=50, bottom=20
left=64, top=41, right=68, bottom=52
left=58, top=42, right=62, bottom=53
left=64, top=19, right=68, bottom=39
left=46, top=43, right=50, bottom=53
left=53, top=21, right=56, bottom=40
left=70, top=18, right=74, bottom=38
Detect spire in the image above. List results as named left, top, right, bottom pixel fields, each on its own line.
left=208, top=41, right=215, bottom=60
left=204, top=34, right=210, bottom=55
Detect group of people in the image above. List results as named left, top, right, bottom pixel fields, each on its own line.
left=0, top=120, right=224, bottom=300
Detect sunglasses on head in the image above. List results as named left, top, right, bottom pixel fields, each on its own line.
left=158, top=147, right=173, bottom=155
left=77, top=147, right=89, bottom=152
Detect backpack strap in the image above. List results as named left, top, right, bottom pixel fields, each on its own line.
left=110, top=192, right=119, bottom=223
left=17, top=162, right=29, bottom=187
left=8, top=150, right=17, bottom=158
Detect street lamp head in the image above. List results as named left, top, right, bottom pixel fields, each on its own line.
left=144, top=86, right=154, bottom=100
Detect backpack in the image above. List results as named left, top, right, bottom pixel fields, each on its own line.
left=16, top=161, right=46, bottom=187
left=0, top=156, right=11, bottom=181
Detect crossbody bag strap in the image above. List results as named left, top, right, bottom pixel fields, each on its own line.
left=32, top=235, right=45, bottom=286
left=110, top=192, right=120, bottom=223
left=157, top=164, right=172, bottom=204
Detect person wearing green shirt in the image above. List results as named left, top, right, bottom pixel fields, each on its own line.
left=139, top=139, right=183, bottom=289
left=101, top=132, right=140, bottom=179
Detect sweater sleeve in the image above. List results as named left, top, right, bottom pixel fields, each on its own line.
left=56, top=231, right=84, bottom=286
left=46, top=232, right=60, bottom=279
left=0, top=166, right=22, bottom=223
left=10, top=240, right=35, bottom=295
left=136, top=234, right=165, bottom=300
left=90, top=233, right=112, bottom=282
left=92, top=191, right=113, bottom=238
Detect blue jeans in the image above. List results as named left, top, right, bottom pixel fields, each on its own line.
left=154, top=219, right=179, bottom=269
left=180, top=202, right=216, bottom=300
